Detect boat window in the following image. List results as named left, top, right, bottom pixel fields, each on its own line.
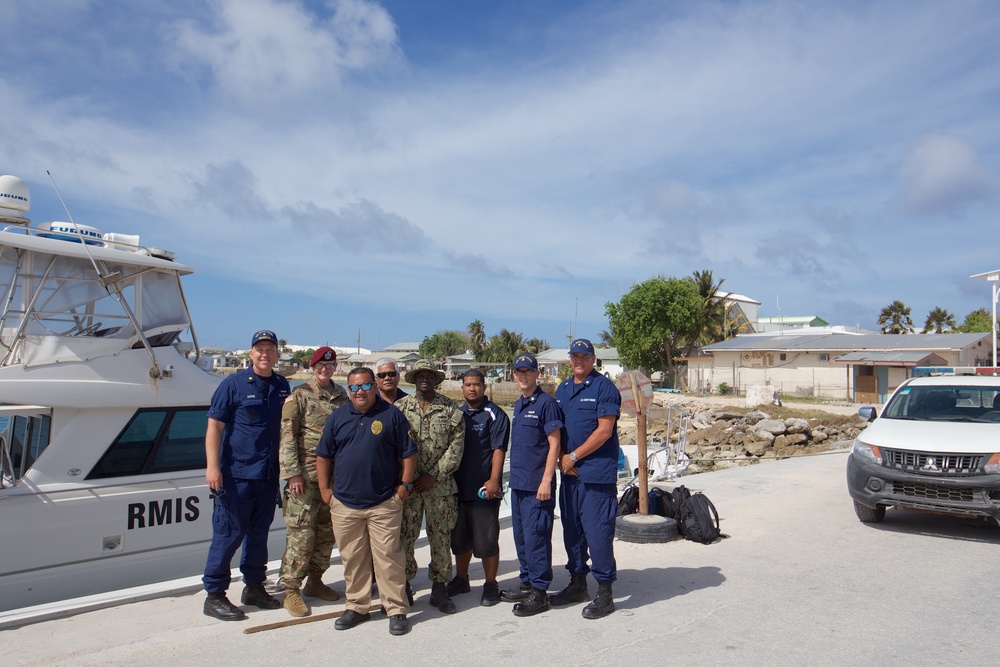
left=0, top=413, right=52, bottom=487
left=88, top=407, right=208, bottom=479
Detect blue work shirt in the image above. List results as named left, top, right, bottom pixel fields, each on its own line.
left=316, top=396, right=418, bottom=510
left=556, top=369, right=621, bottom=484
left=208, top=368, right=290, bottom=480
left=455, top=399, right=510, bottom=503
left=509, top=387, right=563, bottom=492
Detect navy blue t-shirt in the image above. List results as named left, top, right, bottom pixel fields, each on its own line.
left=207, top=368, right=290, bottom=480
left=556, top=369, right=621, bottom=484
left=316, top=396, right=417, bottom=509
left=509, top=387, right=563, bottom=492
left=455, top=400, right=510, bottom=503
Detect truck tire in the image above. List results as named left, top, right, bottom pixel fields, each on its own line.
left=615, top=514, right=678, bottom=543
left=853, top=500, right=885, bottom=523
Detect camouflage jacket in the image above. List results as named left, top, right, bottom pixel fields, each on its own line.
left=397, top=393, right=465, bottom=497
left=280, top=378, right=349, bottom=482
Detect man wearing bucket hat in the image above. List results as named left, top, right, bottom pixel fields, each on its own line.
left=278, top=346, right=349, bottom=617
left=499, top=352, right=563, bottom=616
left=397, top=360, right=465, bottom=614
left=202, top=329, right=291, bottom=621
left=551, top=338, right=622, bottom=619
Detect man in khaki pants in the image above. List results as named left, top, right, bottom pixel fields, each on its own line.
left=316, top=367, right=418, bottom=636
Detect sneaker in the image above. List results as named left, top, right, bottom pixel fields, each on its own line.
left=334, top=609, right=371, bottom=630
left=499, top=582, right=532, bottom=602
left=203, top=592, right=247, bottom=621
left=389, top=614, right=410, bottom=636
left=445, top=575, right=471, bottom=596
left=242, top=583, right=281, bottom=609
left=480, top=581, right=501, bottom=607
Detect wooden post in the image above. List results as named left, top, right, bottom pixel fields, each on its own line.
left=630, top=373, right=649, bottom=515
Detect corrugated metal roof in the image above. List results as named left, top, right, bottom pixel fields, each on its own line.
left=703, top=332, right=989, bottom=353
left=831, top=351, right=948, bottom=366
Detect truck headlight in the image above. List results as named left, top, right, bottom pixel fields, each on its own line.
left=851, top=439, right=882, bottom=465
left=985, top=453, right=1000, bottom=474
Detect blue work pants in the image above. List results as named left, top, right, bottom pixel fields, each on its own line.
left=510, top=488, right=555, bottom=591
left=203, top=476, right=279, bottom=593
left=558, top=477, right=618, bottom=584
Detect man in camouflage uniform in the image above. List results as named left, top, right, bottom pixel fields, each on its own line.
left=397, top=360, right=465, bottom=614
left=279, top=347, right=349, bottom=617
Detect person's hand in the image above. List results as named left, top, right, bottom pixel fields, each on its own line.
left=483, top=479, right=501, bottom=500
left=206, top=467, right=223, bottom=491
left=320, top=487, right=333, bottom=505
left=536, top=482, right=552, bottom=501
left=396, top=485, right=411, bottom=502
left=287, top=474, right=305, bottom=495
left=560, top=455, right=579, bottom=476
left=413, top=473, right=436, bottom=493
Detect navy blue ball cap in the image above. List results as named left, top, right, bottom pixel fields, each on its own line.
left=569, top=338, right=595, bottom=355
left=251, top=329, right=279, bottom=346
left=512, top=352, right=538, bottom=370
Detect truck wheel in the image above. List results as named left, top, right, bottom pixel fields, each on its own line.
left=615, top=514, right=678, bottom=543
left=853, top=500, right=885, bottom=523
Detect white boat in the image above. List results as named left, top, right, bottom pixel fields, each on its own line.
left=0, top=175, right=285, bottom=613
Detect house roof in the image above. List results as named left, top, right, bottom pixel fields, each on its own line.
left=757, top=316, right=829, bottom=326
left=703, top=332, right=989, bottom=353
left=832, top=351, right=948, bottom=366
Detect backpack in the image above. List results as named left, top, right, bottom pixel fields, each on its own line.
left=617, top=484, right=640, bottom=516
left=678, top=492, right=721, bottom=544
left=669, top=485, right=691, bottom=522
left=648, top=487, right=672, bottom=518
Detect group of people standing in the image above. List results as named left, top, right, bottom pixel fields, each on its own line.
left=200, top=331, right=621, bottom=637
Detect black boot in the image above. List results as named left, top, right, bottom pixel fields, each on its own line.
left=429, top=581, right=457, bottom=614
left=499, top=581, right=532, bottom=602
left=512, top=587, right=549, bottom=617
left=405, top=580, right=415, bottom=606
left=582, top=582, right=615, bottom=619
left=242, top=583, right=281, bottom=609
left=203, top=592, right=247, bottom=621
left=549, top=574, right=589, bottom=606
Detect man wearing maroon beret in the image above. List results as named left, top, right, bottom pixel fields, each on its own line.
left=278, top=346, right=349, bottom=616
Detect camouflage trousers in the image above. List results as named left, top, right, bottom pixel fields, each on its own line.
left=400, top=492, right=458, bottom=584
left=279, top=481, right=335, bottom=589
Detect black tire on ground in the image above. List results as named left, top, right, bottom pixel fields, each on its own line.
left=615, top=514, right=679, bottom=543
left=853, top=500, right=886, bottom=523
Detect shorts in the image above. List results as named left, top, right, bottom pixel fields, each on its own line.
left=450, top=501, right=500, bottom=559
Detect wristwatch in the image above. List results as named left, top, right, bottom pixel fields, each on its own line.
left=401, top=481, right=414, bottom=493
left=569, top=452, right=578, bottom=463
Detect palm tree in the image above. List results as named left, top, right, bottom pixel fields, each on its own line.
left=483, top=328, right=527, bottom=365
left=598, top=329, right=615, bottom=348
left=922, top=307, right=957, bottom=333
left=686, top=269, right=726, bottom=354
left=878, top=300, right=915, bottom=334
left=467, top=319, right=486, bottom=360
left=524, top=337, right=548, bottom=354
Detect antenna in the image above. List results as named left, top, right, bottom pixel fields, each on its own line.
left=47, top=170, right=105, bottom=285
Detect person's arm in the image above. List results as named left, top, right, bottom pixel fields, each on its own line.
left=280, top=392, right=306, bottom=494
left=205, top=418, right=225, bottom=491
left=560, top=415, right=615, bottom=473
left=483, top=447, right=506, bottom=499
left=396, top=454, right=417, bottom=501
left=316, top=455, right=334, bottom=505
left=537, top=429, right=561, bottom=501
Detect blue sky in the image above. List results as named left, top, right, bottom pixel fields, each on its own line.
left=3, top=0, right=999, bottom=351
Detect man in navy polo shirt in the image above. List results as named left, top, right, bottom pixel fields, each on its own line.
left=202, top=329, right=291, bottom=621
left=500, top=352, right=562, bottom=617
left=446, top=369, right=510, bottom=606
left=316, top=367, right=417, bottom=636
left=552, top=338, right=621, bottom=619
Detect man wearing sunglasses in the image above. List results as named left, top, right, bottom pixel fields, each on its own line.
left=316, top=367, right=417, bottom=636
left=278, top=347, right=348, bottom=617
left=375, top=358, right=408, bottom=403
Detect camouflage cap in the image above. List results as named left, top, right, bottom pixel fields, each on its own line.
left=404, top=359, right=445, bottom=385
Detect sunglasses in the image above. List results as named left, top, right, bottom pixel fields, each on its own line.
left=348, top=382, right=376, bottom=392
left=376, top=371, right=398, bottom=379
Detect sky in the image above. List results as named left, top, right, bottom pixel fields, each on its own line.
left=3, top=0, right=1000, bottom=351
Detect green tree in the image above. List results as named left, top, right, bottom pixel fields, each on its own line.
left=467, top=319, right=486, bottom=360
left=524, top=337, right=548, bottom=354
left=921, top=306, right=957, bottom=333
left=687, top=269, right=727, bottom=351
left=482, top=328, right=527, bottom=365
left=877, top=300, right=915, bottom=334
left=418, top=330, right=469, bottom=360
left=291, top=348, right=315, bottom=368
left=605, top=275, right=702, bottom=384
left=598, top=329, right=615, bottom=348
left=959, top=307, right=995, bottom=333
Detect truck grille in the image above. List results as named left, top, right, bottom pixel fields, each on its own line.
left=882, top=449, right=983, bottom=476
left=887, top=481, right=975, bottom=503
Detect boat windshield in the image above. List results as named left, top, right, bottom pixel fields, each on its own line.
left=0, top=240, right=193, bottom=367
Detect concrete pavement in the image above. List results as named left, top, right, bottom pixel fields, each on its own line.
left=10, top=450, right=999, bottom=666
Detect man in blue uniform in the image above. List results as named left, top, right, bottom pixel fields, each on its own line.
left=446, top=369, right=510, bottom=606
left=316, top=367, right=418, bottom=636
left=500, top=352, right=562, bottom=617
left=202, top=329, right=291, bottom=621
left=552, top=338, right=621, bottom=619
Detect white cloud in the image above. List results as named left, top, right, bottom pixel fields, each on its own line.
left=896, top=134, right=997, bottom=216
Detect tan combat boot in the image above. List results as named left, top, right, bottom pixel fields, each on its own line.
left=303, top=575, right=341, bottom=601
left=283, top=588, right=310, bottom=617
